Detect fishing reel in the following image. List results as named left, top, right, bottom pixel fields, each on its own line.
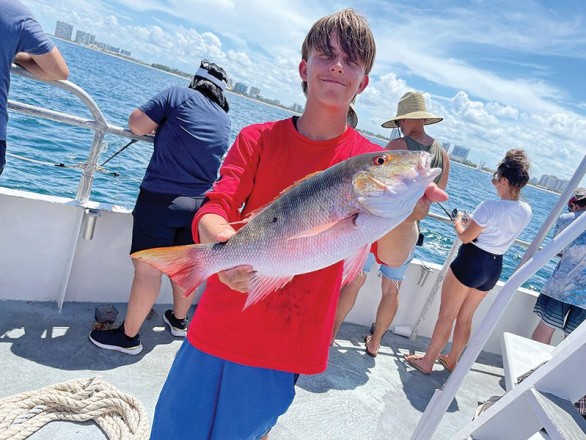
left=450, top=208, right=470, bottom=226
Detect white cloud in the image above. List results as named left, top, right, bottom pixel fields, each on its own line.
left=22, top=0, right=586, bottom=182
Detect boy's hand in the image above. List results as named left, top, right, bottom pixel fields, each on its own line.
left=218, top=265, right=254, bottom=292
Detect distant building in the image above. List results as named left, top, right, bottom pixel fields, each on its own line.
left=292, top=103, right=304, bottom=113
left=54, top=21, right=73, bottom=40
left=249, top=86, right=261, bottom=97
left=75, top=30, right=95, bottom=45
left=120, top=49, right=132, bottom=57
left=234, top=82, right=248, bottom=94
left=539, top=175, right=568, bottom=193
left=450, top=145, right=470, bottom=162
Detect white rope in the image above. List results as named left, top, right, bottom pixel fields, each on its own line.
left=0, top=376, right=150, bottom=440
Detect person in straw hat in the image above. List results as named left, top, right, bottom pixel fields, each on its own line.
left=332, top=91, right=450, bottom=357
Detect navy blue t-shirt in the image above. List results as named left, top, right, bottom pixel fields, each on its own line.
left=1, top=0, right=55, bottom=140
left=139, top=86, right=231, bottom=196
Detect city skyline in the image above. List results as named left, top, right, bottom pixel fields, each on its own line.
left=22, top=0, right=586, bottom=184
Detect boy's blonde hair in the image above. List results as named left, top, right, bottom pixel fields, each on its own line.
left=301, top=8, right=376, bottom=93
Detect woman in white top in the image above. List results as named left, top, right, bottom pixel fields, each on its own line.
left=405, top=149, right=532, bottom=374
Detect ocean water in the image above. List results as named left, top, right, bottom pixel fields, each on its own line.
left=3, top=40, right=561, bottom=290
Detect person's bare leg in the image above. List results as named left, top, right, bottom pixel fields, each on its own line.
left=123, top=258, right=163, bottom=337
left=405, top=269, right=470, bottom=372
left=366, top=277, right=400, bottom=356
left=442, top=287, right=488, bottom=369
left=531, top=320, right=556, bottom=345
left=332, top=273, right=366, bottom=343
left=171, top=280, right=193, bottom=320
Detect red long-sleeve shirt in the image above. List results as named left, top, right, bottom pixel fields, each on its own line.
left=188, top=118, right=382, bottom=374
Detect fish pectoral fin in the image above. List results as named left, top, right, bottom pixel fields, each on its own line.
left=287, top=215, right=358, bottom=240
left=243, top=274, right=295, bottom=309
left=342, top=244, right=371, bottom=286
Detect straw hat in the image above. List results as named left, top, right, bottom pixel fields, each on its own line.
left=381, top=91, right=443, bottom=128
left=347, top=103, right=358, bottom=128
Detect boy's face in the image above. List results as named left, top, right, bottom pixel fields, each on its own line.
left=299, top=31, right=369, bottom=111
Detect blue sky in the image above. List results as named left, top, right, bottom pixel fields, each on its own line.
left=24, top=0, right=586, bottom=183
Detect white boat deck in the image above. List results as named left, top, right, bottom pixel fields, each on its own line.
left=0, top=300, right=505, bottom=439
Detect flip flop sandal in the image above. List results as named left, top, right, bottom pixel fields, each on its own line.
left=364, top=336, right=379, bottom=358
left=437, top=355, right=454, bottom=372
left=404, top=355, right=431, bottom=375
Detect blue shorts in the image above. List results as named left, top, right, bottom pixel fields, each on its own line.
left=533, top=294, right=586, bottom=335
left=131, top=189, right=203, bottom=253
left=450, top=243, right=503, bottom=291
left=363, top=249, right=414, bottom=281
left=151, top=340, right=297, bottom=439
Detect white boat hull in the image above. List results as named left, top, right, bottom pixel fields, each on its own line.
left=0, top=186, right=558, bottom=355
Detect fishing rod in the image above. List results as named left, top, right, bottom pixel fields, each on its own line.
left=436, top=202, right=456, bottom=220
left=100, top=138, right=138, bottom=167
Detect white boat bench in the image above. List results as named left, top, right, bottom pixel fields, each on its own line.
left=501, top=332, right=556, bottom=392
left=457, top=324, right=586, bottom=439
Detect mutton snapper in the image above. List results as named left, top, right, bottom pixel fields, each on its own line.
left=133, top=151, right=441, bottom=309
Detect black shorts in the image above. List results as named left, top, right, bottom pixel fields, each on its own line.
left=130, top=189, right=204, bottom=254
left=450, top=243, right=503, bottom=291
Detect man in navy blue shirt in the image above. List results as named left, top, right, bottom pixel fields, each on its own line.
left=0, top=0, right=69, bottom=175
left=89, top=60, right=231, bottom=355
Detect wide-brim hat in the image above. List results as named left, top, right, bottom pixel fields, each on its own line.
left=347, top=103, right=358, bottom=129
left=381, top=91, right=443, bottom=128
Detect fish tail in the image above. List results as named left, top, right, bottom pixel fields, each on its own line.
left=131, top=244, right=215, bottom=296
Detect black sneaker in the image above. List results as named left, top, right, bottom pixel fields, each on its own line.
left=89, top=323, right=143, bottom=355
left=163, top=309, right=188, bottom=337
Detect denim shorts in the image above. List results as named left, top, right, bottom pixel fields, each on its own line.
left=533, top=294, right=586, bottom=335
left=362, top=248, right=415, bottom=281
left=151, top=340, right=297, bottom=439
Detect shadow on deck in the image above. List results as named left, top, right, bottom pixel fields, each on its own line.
left=0, top=300, right=505, bottom=439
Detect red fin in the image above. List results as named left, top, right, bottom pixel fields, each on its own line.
left=243, top=274, right=294, bottom=309
left=131, top=244, right=214, bottom=296
left=342, top=245, right=371, bottom=286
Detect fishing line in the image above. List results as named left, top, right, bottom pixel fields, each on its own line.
left=100, top=139, right=138, bottom=167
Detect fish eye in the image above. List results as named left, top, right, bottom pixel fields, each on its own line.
left=373, top=155, right=387, bottom=166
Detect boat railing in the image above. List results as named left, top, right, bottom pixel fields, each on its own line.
left=7, top=64, right=153, bottom=205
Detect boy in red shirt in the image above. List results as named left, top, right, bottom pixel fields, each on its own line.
left=151, top=9, right=447, bottom=439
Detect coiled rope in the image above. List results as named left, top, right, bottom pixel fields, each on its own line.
left=0, top=376, right=150, bottom=440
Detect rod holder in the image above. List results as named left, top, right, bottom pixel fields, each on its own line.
left=417, top=262, right=433, bottom=287
left=81, top=208, right=100, bottom=240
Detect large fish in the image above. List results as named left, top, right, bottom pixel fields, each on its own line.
left=133, top=151, right=440, bottom=308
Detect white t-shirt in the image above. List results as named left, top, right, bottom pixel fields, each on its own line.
left=471, top=199, right=532, bottom=255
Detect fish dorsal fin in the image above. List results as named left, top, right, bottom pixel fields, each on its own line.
left=243, top=274, right=295, bottom=309
left=288, top=215, right=358, bottom=240
left=277, top=170, right=324, bottom=196
left=341, top=244, right=371, bottom=286
left=238, top=170, right=326, bottom=224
